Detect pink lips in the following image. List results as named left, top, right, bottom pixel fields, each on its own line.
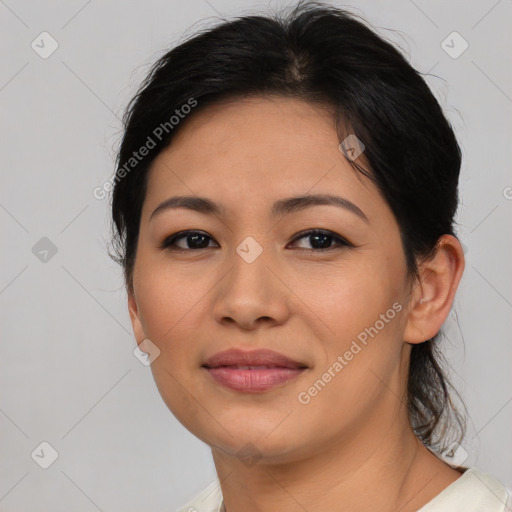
left=202, top=348, right=307, bottom=392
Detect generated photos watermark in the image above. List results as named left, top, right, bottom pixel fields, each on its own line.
left=93, top=97, right=198, bottom=200
left=298, top=301, right=403, bottom=405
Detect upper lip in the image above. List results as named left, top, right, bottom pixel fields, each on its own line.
left=203, top=348, right=307, bottom=369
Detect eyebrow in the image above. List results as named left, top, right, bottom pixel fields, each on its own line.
left=150, top=194, right=369, bottom=223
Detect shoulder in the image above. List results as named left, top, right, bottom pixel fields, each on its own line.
left=418, top=467, right=511, bottom=512
left=178, top=468, right=511, bottom=512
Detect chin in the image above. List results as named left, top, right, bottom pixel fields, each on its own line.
left=204, top=418, right=310, bottom=463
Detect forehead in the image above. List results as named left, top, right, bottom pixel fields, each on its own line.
left=143, top=96, right=388, bottom=224
left=167, top=95, right=339, bottom=158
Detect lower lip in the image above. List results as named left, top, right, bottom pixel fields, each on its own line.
left=204, top=367, right=306, bottom=392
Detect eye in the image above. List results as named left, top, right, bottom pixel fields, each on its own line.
left=160, top=229, right=352, bottom=252
left=288, top=229, right=352, bottom=251
left=160, top=230, right=218, bottom=251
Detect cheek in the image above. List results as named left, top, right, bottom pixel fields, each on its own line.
left=300, top=257, right=403, bottom=340
left=134, top=268, right=210, bottom=433
left=301, top=254, right=407, bottom=394
left=134, top=257, right=210, bottom=345
left=295, top=298, right=406, bottom=445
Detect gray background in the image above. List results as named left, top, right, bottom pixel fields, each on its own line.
left=1, top=0, right=511, bottom=510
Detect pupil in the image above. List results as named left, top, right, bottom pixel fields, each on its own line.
left=189, top=233, right=209, bottom=249
left=311, top=233, right=331, bottom=249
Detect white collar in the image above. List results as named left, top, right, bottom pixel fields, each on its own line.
left=179, top=467, right=510, bottom=512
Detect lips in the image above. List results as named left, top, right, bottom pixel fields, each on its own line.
left=203, top=348, right=306, bottom=369
left=202, top=348, right=308, bottom=392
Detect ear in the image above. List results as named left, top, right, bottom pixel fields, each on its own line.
left=403, top=234, right=465, bottom=344
left=128, top=288, right=147, bottom=346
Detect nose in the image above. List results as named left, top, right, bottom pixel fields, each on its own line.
left=210, top=248, right=291, bottom=331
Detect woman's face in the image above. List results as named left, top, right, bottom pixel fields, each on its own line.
left=128, top=96, right=416, bottom=463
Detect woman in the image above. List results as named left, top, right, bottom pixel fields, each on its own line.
left=110, top=1, right=510, bottom=510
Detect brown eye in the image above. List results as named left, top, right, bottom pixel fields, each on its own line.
left=289, top=229, right=351, bottom=251
left=160, top=229, right=351, bottom=252
left=161, top=231, right=218, bottom=251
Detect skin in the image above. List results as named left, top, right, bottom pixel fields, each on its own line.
left=127, top=95, right=465, bottom=512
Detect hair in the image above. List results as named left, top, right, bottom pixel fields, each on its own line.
left=110, top=0, right=466, bottom=453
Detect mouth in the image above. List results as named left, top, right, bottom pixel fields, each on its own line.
left=202, top=348, right=308, bottom=392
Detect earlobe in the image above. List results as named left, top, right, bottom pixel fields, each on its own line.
left=403, top=234, right=465, bottom=344
left=127, top=289, right=147, bottom=345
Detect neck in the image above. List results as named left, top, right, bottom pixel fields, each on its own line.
left=211, top=411, right=461, bottom=512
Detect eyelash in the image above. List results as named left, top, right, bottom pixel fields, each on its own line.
left=160, top=229, right=352, bottom=253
